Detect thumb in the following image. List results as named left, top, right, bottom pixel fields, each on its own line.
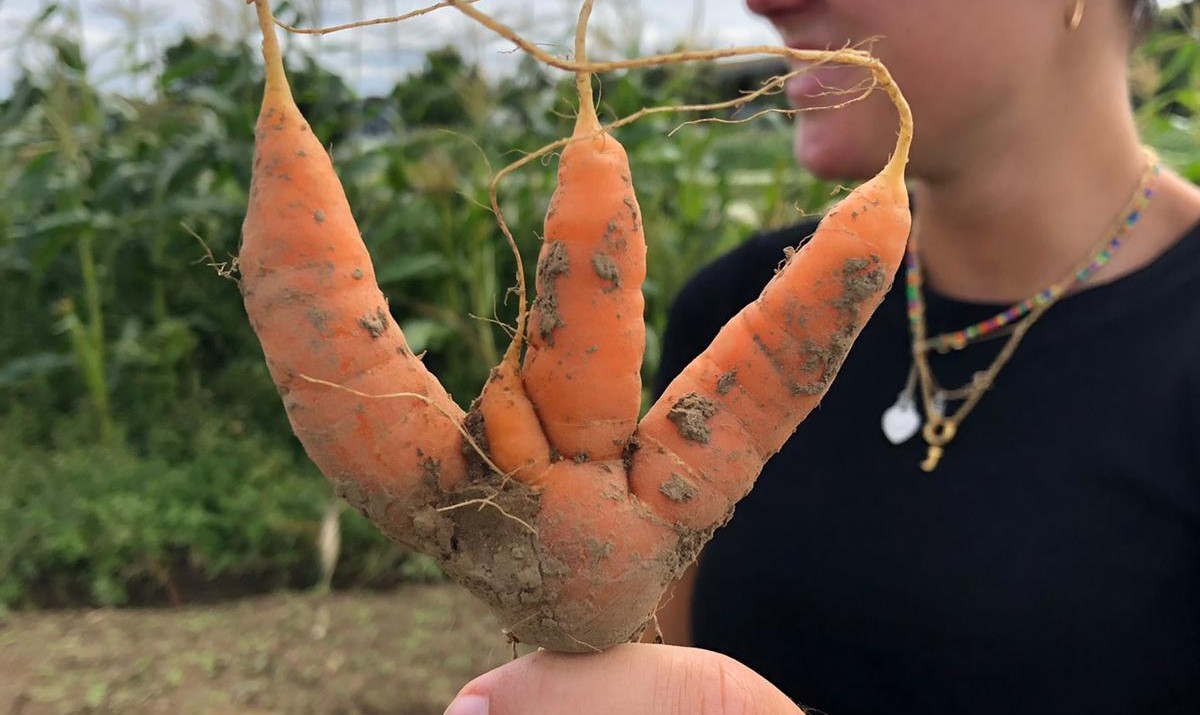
left=444, top=643, right=803, bottom=715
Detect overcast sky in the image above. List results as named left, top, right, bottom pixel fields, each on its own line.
left=0, top=0, right=779, bottom=96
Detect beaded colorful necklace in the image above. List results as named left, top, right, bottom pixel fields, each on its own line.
left=905, top=155, right=1160, bottom=354
left=881, top=147, right=1162, bottom=471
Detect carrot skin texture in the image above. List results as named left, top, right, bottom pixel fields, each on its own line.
left=473, top=358, right=553, bottom=484
left=239, top=63, right=468, bottom=544
left=630, top=172, right=911, bottom=529
left=429, top=460, right=682, bottom=652
left=522, top=131, right=647, bottom=462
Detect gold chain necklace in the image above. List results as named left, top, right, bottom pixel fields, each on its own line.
left=891, top=148, right=1160, bottom=472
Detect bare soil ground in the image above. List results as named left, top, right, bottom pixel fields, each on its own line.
left=0, top=584, right=528, bottom=715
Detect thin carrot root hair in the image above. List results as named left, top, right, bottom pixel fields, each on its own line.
left=239, top=0, right=913, bottom=653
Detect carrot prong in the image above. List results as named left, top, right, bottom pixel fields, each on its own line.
left=520, top=38, right=647, bottom=461
left=240, top=0, right=469, bottom=548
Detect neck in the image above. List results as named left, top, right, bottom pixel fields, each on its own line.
left=911, top=64, right=1152, bottom=304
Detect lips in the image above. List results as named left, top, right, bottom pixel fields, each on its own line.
left=745, top=0, right=817, bottom=18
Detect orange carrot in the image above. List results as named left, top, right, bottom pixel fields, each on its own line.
left=513, top=35, right=646, bottom=464
left=238, top=0, right=468, bottom=542
left=239, top=0, right=912, bottom=654
left=471, top=357, right=552, bottom=482
left=469, top=5, right=644, bottom=476
left=517, top=125, right=646, bottom=462
left=629, top=170, right=910, bottom=530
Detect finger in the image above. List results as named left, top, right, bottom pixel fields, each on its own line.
left=444, top=643, right=804, bottom=715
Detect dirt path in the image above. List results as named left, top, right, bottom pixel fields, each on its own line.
left=0, top=584, right=526, bottom=714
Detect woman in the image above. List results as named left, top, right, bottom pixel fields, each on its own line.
left=446, top=0, right=1200, bottom=712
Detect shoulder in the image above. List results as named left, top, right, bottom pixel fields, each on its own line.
left=1173, top=224, right=1200, bottom=455
left=1098, top=218, right=1200, bottom=465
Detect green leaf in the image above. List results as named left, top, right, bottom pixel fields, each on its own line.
left=0, top=353, right=73, bottom=386
left=399, top=318, right=454, bottom=355
left=34, top=4, right=61, bottom=24
left=375, top=253, right=451, bottom=284
left=0, top=247, right=31, bottom=273
left=184, top=86, right=239, bottom=115
left=14, top=207, right=92, bottom=240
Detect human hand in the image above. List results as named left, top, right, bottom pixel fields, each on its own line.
left=444, top=643, right=803, bottom=715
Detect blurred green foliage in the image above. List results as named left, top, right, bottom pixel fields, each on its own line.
left=0, top=2, right=1196, bottom=608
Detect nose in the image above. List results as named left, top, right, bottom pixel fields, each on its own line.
left=746, top=0, right=815, bottom=18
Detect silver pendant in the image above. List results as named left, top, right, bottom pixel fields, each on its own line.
left=882, top=387, right=921, bottom=445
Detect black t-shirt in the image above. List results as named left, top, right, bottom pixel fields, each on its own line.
left=654, top=216, right=1200, bottom=715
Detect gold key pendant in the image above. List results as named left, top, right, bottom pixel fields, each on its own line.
left=920, top=421, right=956, bottom=473
left=920, top=445, right=944, bottom=472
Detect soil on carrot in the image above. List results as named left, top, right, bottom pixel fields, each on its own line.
left=0, top=584, right=530, bottom=715
left=666, top=393, right=719, bottom=444
left=532, top=240, right=569, bottom=343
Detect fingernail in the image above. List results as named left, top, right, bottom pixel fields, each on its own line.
left=444, top=694, right=489, bottom=715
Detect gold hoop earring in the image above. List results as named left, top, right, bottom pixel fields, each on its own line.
left=1066, top=0, right=1085, bottom=30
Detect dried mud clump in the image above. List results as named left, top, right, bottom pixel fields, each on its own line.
left=667, top=393, right=719, bottom=444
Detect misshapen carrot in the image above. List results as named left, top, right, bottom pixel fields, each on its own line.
left=239, top=0, right=913, bottom=655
